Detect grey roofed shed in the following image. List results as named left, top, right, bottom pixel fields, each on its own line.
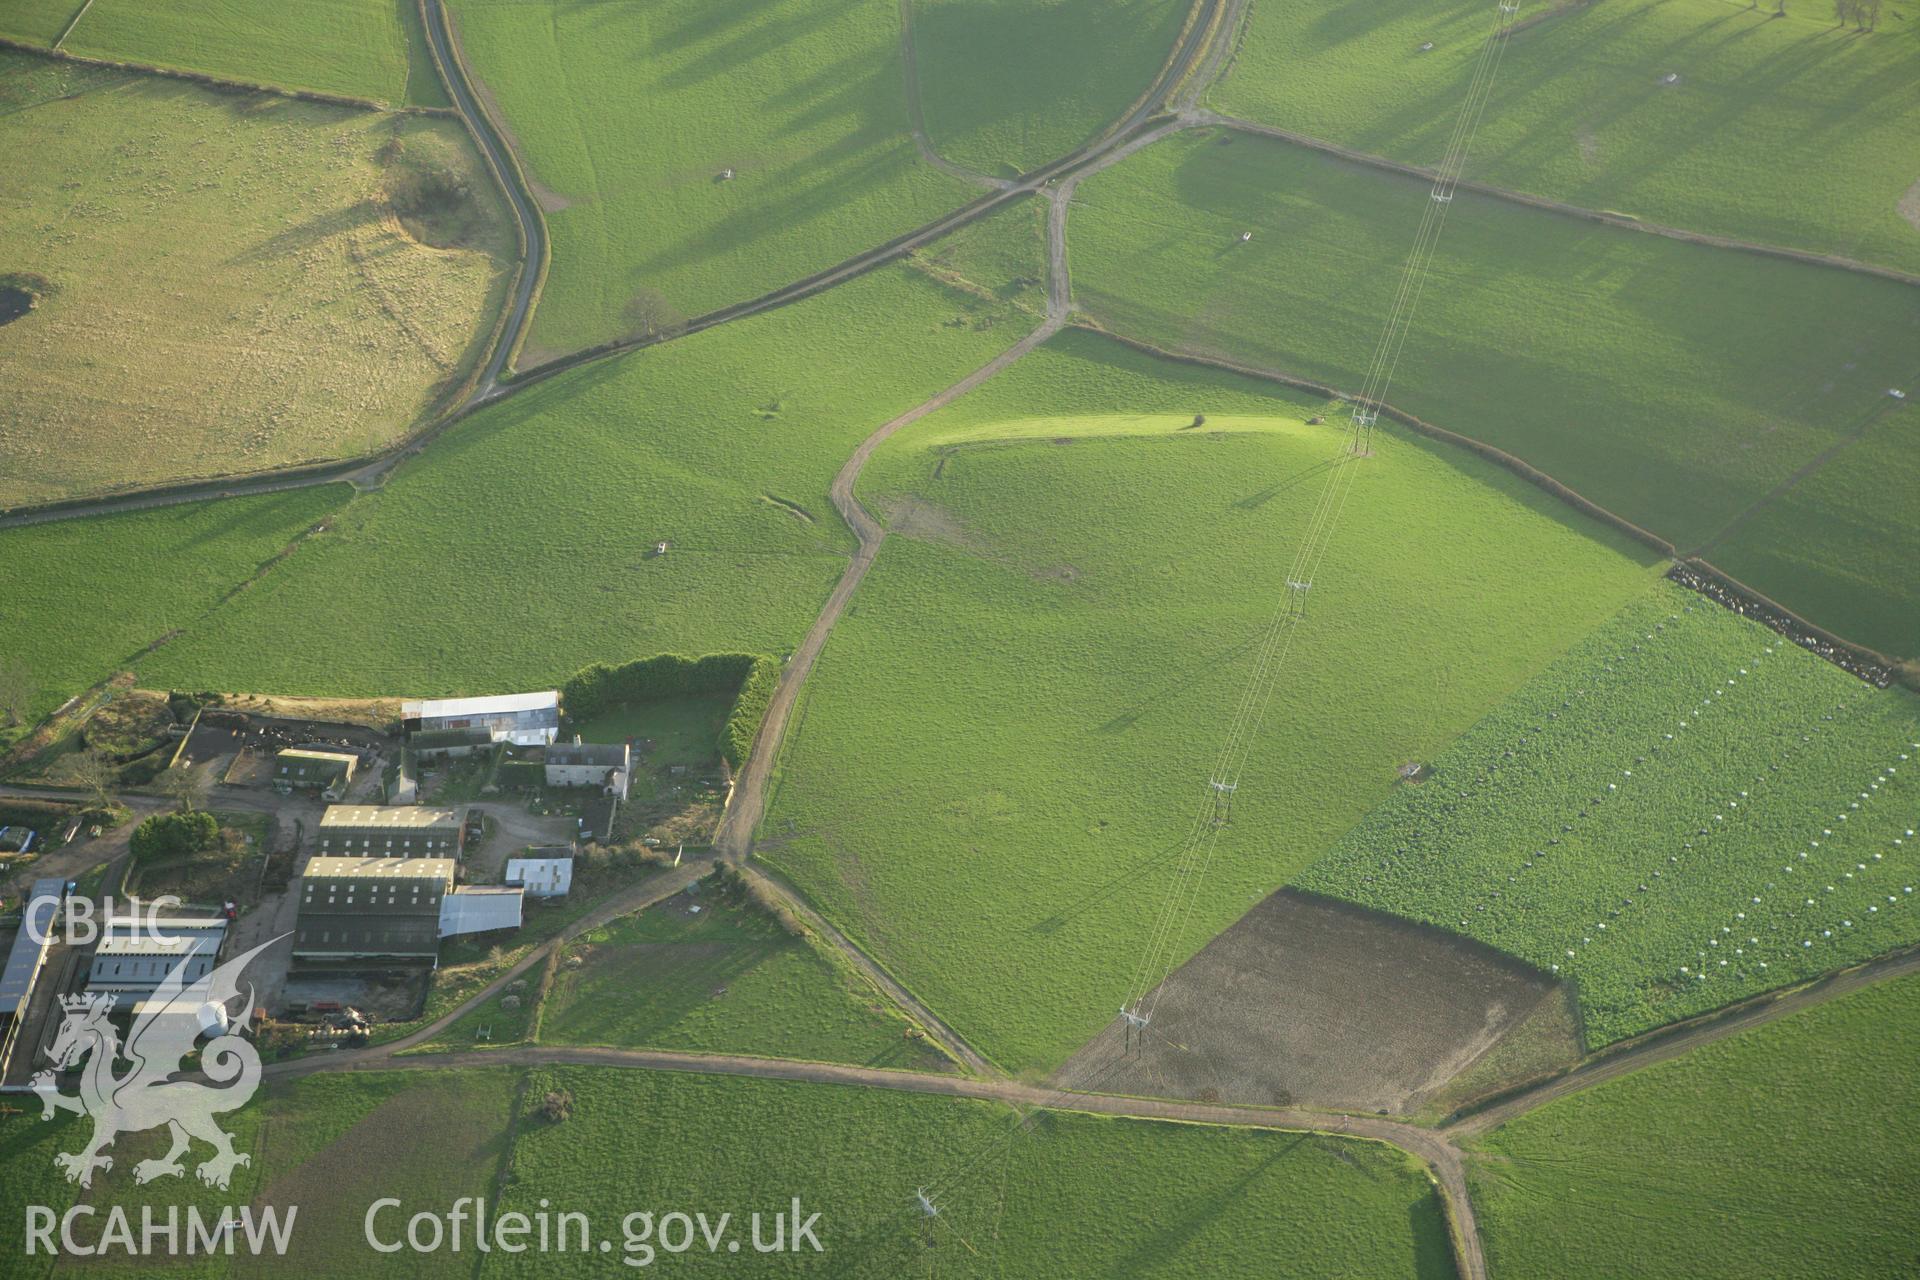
left=0, top=879, right=66, bottom=1017
left=88, top=917, right=227, bottom=992
left=547, top=742, right=628, bottom=768
left=294, top=858, right=454, bottom=961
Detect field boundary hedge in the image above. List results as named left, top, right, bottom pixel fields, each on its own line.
left=0, top=34, right=1190, bottom=521
left=1666, top=561, right=1904, bottom=684
left=1082, top=324, right=1913, bottom=680
left=0, top=30, right=515, bottom=526
left=1113, top=0, right=1211, bottom=147
left=561, top=653, right=781, bottom=770
left=1081, top=323, right=1678, bottom=554
left=0, top=37, right=454, bottom=117
left=1198, top=115, right=1920, bottom=292
left=1442, top=937, right=1920, bottom=1131
left=495, top=97, right=1196, bottom=385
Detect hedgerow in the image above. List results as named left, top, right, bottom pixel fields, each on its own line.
left=720, top=656, right=781, bottom=770
left=562, top=652, right=779, bottom=770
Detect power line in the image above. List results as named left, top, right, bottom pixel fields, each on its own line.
left=892, top=0, right=1530, bottom=1243
left=1122, top=0, right=1524, bottom=1034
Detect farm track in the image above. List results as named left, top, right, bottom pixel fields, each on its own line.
left=705, top=3, right=1216, bottom=1080
left=1173, top=0, right=1250, bottom=111
left=52, top=0, right=96, bottom=48
left=18, top=3, right=1908, bottom=1272
left=709, top=117, right=1181, bottom=874
left=265, top=1036, right=1487, bottom=1280
left=705, top=318, right=1061, bottom=1076
left=1445, top=942, right=1920, bottom=1139
left=703, top=123, right=1199, bottom=1077
left=0, top=0, right=537, bottom=532
left=252, top=875, right=1920, bottom=1280
left=0, top=0, right=1225, bottom=528
left=495, top=0, right=1227, bottom=388
left=0, top=784, right=166, bottom=897
left=709, top=317, right=1063, bottom=865
left=0, top=460, right=387, bottom=531
left=738, top=863, right=999, bottom=1076
left=3, top=0, right=1911, bottom=538
left=262, top=855, right=719, bottom=1075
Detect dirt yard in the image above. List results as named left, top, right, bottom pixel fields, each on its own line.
left=1052, top=890, right=1579, bottom=1115
left=174, top=707, right=394, bottom=794
left=199, top=692, right=403, bottom=731
left=280, top=972, right=429, bottom=1023
left=465, top=803, right=579, bottom=878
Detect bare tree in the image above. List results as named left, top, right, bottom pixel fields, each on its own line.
left=623, top=287, right=686, bottom=342
left=68, top=750, right=119, bottom=813
left=1861, top=0, right=1881, bottom=28
left=161, top=765, right=208, bottom=813
left=0, top=658, right=33, bottom=729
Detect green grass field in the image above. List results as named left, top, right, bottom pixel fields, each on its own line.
left=0, top=0, right=86, bottom=44
left=10, top=7, right=1917, bottom=1272
left=393, top=868, right=666, bottom=1052
left=0, top=1063, right=1452, bottom=1276
left=0, top=1098, right=87, bottom=1266
left=1707, top=409, right=1920, bottom=662
left=56, top=0, right=445, bottom=107
left=0, top=1069, right=517, bottom=1278
left=911, top=0, right=1192, bottom=175
left=445, top=0, right=979, bottom=359
left=1298, top=580, right=1920, bottom=1046
left=905, top=192, right=1051, bottom=316
left=139, top=256, right=1035, bottom=700
left=540, top=878, right=937, bottom=1068
left=1210, top=0, right=1920, bottom=275
left=575, top=694, right=732, bottom=768
left=1069, top=128, right=1920, bottom=654
left=491, top=1066, right=1455, bottom=1278
left=758, top=329, right=1658, bottom=1070
left=0, top=486, right=348, bottom=734
left=1470, top=972, right=1920, bottom=1279
left=0, top=51, right=509, bottom=505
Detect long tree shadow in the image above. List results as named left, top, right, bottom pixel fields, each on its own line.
left=1110, top=1143, right=1299, bottom=1275
left=1028, top=841, right=1177, bottom=936
left=224, top=199, right=386, bottom=267
left=1094, top=625, right=1271, bottom=735
left=1233, top=453, right=1340, bottom=509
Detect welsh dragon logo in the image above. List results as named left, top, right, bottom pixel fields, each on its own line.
left=29, top=938, right=280, bottom=1189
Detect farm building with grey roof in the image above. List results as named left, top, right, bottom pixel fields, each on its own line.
left=294, top=857, right=454, bottom=964
left=316, top=804, right=465, bottom=859
left=88, top=916, right=228, bottom=996
left=545, top=738, right=631, bottom=800
left=403, top=691, right=559, bottom=747
left=273, top=747, right=358, bottom=797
